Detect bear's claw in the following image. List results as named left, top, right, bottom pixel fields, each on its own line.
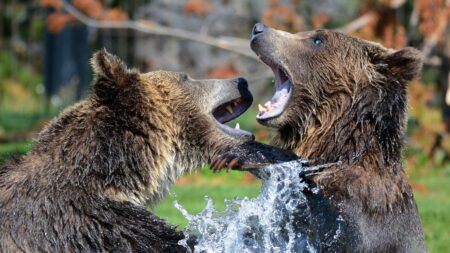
left=211, top=142, right=299, bottom=172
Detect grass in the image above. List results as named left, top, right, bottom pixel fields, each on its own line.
left=410, top=167, right=450, bottom=253
left=0, top=111, right=45, bottom=134
left=0, top=141, right=31, bottom=164
left=154, top=182, right=260, bottom=227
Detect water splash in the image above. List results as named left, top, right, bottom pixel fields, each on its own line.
left=174, top=160, right=342, bottom=253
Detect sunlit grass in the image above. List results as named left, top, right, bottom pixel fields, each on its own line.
left=410, top=167, right=450, bottom=253
left=0, top=141, right=31, bottom=163
left=154, top=183, right=261, bottom=227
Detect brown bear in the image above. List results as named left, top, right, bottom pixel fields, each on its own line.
left=0, top=49, right=297, bottom=253
left=214, top=24, right=427, bottom=252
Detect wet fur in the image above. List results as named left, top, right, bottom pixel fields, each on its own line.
left=251, top=29, right=426, bottom=252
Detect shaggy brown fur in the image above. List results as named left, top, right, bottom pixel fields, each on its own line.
left=0, top=50, right=296, bottom=252
left=217, top=25, right=427, bottom=252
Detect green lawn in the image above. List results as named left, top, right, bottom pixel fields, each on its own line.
left=0, top=112, right=44, bottom=134
left=0, top=142, right=449, bottom=252
left=0, top=141, right=31, bottom=164
left=154, top=183, right=260, bottom=227
left=410, top=167, right=450, bottom=253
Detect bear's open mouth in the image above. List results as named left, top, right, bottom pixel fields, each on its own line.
left=213, top=96, right=254, bottom=139
left=256, top=64, right=292, bottom=121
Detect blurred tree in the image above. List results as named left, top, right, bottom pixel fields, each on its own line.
left=39, top=0, right=129, bottom=104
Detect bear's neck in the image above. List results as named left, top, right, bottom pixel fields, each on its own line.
left=273, top=88, right=415, bottom=215
left=275, top=90, right=407, bottom=169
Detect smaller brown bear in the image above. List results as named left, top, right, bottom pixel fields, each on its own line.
left=215, top=24, right=427, bottom=252
left=0, top=50, right=296, bottom=253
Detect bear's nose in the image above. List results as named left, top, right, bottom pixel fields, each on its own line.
left=252, top=23, right=267, bottom=38
left=237, top=77, right=248, bottom=89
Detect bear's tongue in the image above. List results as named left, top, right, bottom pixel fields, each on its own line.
left=257, top=76, right=292, bottom=120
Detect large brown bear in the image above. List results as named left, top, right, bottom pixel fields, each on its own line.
left=0, top=50, right=296, bottom=253
left=215, top=24, right=427, bottom=252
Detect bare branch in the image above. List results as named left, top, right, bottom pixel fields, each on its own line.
left=389, top=0, right=407, bottom=9
left=61, top=0, right=257, bottom=59
left=420, top=8, right=447, bottom=58
left=336, top=0, right=407, bottom=33
left=408, top=0, right=419, bottom=29
left=336, top=12, right=375, bottom=33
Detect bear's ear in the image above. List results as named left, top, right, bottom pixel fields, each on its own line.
left=91, top=49, right=139, bottom=103
left=91, top=49, right=137, bottom=87
left=384, top=47, right=423, bottom=82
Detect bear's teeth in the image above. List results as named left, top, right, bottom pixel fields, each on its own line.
left=235, top=123, right=240, bottom=129
left=258, top=104, right=267, bottom=113
left=264, top=101, right=273, bottom=111
left=226, top=105, right=234, bottom=114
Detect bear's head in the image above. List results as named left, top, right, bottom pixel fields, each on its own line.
left=92, top=49, right=253, bottom=144
left=250, top=24, right=422, bottom=160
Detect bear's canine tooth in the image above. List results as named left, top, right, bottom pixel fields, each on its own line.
left=235, top=123, right=240, bottom=129
left=258, top=104, right=267, bottom=113
left=226, top=105, right=234, bottom=114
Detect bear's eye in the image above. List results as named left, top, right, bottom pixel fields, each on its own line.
left=180, top=73, right=189, bottom=82
left=313, top=37, right=324, bottom=46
